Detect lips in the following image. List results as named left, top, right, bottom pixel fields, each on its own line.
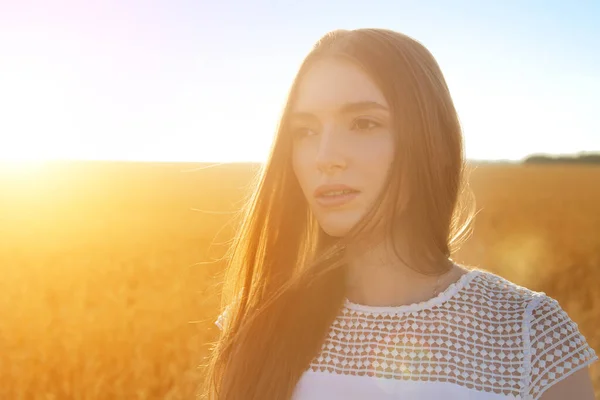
left=313, top=184, right=361, bottom=207
left=314, top=184, right=360, bottom=198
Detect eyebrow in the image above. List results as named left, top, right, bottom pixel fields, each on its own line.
left=339, top=101, right=388, bottom=114
left=290, top=101, right=389, bottom=120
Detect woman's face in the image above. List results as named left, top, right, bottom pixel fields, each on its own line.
left=290, top=58, right=395, bottom=237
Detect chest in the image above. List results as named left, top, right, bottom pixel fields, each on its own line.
left=292, top=371, right=526, bottom=399
left=302, top=307, right=528, bottom=398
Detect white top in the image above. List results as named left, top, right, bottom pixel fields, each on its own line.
left=216, top=269, right=598, bottom=399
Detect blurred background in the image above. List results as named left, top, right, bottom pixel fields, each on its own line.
left=0, top=0, right=598, bottom=398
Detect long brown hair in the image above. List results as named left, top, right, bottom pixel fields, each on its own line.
left=201, top=28, right=475, bottom=399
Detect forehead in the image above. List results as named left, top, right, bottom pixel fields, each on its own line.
left=291, top=58, right=388, bottom=113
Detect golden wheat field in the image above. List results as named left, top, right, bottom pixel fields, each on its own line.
left=0, top=161, right=598, bottom=399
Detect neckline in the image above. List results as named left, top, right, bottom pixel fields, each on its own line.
left=343, top=268, right=481, bottom=314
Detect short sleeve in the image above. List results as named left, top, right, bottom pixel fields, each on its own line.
left=525, top=295, right=598, bottom=399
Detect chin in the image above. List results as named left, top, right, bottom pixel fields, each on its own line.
left=316, top=213, right=361, bottom=238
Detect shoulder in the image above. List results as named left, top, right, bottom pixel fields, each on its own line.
left=466, top=268, right=544, bottom=310
left=467, top=269, right=598, bottom=399
left=523, top=292, right=597, bottom=398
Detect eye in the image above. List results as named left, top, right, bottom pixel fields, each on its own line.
left=291, top=126, right=317, bottom=138
left=351, top=117, right=381, bottom=131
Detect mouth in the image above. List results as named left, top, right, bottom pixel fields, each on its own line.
left=314, top=185, right=361, bottom=207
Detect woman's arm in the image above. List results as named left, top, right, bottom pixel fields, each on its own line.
left=538, top=367, right=595, bottom=399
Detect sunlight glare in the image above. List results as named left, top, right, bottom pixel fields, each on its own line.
left=0, top=159, right=48, bottom=176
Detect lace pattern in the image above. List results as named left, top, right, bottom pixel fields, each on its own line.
left=525, top=295, right=597, bottom=398
left=215, top=269, right=598, bottom=399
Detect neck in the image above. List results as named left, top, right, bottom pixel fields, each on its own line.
left=343, top=237, right=460, bottom=307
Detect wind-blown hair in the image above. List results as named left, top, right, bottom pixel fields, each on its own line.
left=201, top=28, right=475, bottom=399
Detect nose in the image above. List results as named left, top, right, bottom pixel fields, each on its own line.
left=315, top=125, right=347, bottom=174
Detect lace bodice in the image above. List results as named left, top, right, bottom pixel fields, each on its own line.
left=215, top=269, right=598, bottom=399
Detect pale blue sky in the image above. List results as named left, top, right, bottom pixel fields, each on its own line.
left=0, top=0, right=598, bottom=162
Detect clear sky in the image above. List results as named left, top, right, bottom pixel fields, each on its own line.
left=0, top=0, right=598, bottom=162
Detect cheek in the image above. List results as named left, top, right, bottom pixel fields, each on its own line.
left=291, top=147, right=310, bottom=192
left=362, top=138, right=395, bottom=182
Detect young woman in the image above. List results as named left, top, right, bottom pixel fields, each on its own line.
left=203, top=28, right=597, bottom=399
